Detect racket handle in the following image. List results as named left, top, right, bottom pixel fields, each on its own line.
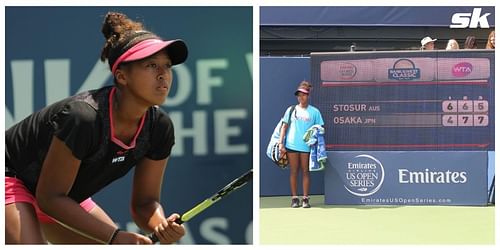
left=149, top=233, right=159, bottom=243
left=148, top=217, right=185, bottom=243
left=175, top=217, right=184, bottom=224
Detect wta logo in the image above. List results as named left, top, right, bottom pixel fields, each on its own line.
left=344, top=154, right=385, bottom=197
left=452, top=62, right=473, bottom=77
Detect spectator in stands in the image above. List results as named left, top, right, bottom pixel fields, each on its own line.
left=463, top=36, right=477, bottom=49
left=445, top=39, right=460, bottom=50
left=420, top=36, right=436, bottom=50
left=486, top=30, right=495, bottom=49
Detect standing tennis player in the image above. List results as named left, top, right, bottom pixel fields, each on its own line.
left=5, top=12, right=188, bottom=244
left=278, top=81, right=324, bottom=208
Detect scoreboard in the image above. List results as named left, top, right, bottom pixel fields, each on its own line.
left=311, top=50, right=494, bottom=151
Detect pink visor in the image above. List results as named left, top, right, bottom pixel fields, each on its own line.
left=111, top=38, right=187, bottom=75
left=295, top=88, right=310, bottom=95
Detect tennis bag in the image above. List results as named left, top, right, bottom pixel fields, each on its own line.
left=266, top=105, right=295, bottom=169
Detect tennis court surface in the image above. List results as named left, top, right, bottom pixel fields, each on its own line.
left=260, top=195, right=495, bottom=244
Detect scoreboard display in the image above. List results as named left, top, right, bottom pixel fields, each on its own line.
left=311, top=50, right=495, bottom=151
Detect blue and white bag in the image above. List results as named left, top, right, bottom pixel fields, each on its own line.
left=266, top=105, right=295, bottom=169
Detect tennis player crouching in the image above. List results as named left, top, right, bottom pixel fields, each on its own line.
left=5, top=12, right=188, bottom=244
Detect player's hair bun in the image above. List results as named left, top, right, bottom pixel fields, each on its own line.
left=100, top=12, right=144, bottom=62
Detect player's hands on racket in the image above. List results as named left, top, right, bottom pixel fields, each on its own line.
left=148, top=169, right=252, bottom=243
left=111, top=230, right=153, bottom=244
left=152, top=213, right=185, bottom=244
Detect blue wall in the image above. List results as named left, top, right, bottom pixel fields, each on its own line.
left=259, top=57, right=324, bottom=196
left=5, top=7, right=253, bottom=244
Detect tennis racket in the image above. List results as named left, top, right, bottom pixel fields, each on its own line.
left=148, top=169, right=253, bottom=243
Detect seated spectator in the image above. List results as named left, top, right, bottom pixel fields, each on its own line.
left=486, top=30, right=495, bottom=49
left=446, top=39, right=460, bottom=50
left=421, top=36, right=437, bottom=50
left=463, top=36, right=477, bottom=49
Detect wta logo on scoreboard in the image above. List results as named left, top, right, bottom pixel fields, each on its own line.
left=344, top=154, right=385, bottom=197
left=388, top=59, right=421, bottom=81
left=452, top=62, right=473, bottom=77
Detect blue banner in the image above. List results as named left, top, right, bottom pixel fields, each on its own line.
left=325, top=151, right=488, bottom=205
left=5, top=7, right=252, bottom=244
left=261, top=6, right=495, bottom=28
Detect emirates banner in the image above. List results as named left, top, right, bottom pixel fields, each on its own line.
left=324, top=151, right=488, bottom=205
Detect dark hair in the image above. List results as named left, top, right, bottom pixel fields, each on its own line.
left=100, top=12, right=158, bottom=69
left=463, top=36, right=477, bottom=49
left=297, top=80, right=312, bottom=92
